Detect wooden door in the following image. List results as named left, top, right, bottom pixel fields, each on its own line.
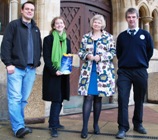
left=61, top=0, right=112, bottom=96
left=0, top=0, right=9, bottom=35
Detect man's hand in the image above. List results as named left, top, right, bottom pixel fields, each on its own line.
left=6, top=65, right=15, bottom=74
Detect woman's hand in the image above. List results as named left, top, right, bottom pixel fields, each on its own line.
left=94, top=55, right=101, bottom=62
left=87, top=54, right=94, bottom=61
left=56, top=70, right=63, bottom=76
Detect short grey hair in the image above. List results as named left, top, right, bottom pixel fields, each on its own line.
left=90, top=14, right=106, bottom=30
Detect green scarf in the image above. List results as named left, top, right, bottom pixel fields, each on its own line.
left=51, top=30, right=67, bottom=69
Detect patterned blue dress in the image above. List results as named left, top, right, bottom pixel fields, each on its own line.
left=87, top=40, right=98, bottom=95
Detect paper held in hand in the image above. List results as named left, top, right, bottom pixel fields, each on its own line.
left=60, top=54, right=80, bottom=75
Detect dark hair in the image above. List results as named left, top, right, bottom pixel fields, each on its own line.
left=125, top=8, right=139, bottom=18
left=21, top=1, right=35, bottom=10
left=49, top=16, right=66, bottom=34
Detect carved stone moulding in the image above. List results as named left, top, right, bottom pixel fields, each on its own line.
left=141, top=16, right=153, bottom=23
left=136, top=0, right=154, bottom=5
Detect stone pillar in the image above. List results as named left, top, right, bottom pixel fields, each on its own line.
left=34, top=0, right=45, bottom=37
left=35, top=0, right=60, bottom=38
left=153, top=16, right=158, bottom=49
left=119, top=8, right=128, bottom=31
left=141, top=16, right=153, bottom=32
left=10, top=0, right=19, bottom=21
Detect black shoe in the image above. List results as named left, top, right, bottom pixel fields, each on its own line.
left=94, top=128, right=100, bottom=135
left=81, top=129, right=88, bottom=139
left=134, top=126, right=147, bottom=134
left=94, top=129, right=100, bottom=135
left=49, top=124, right=65, bottom=130
left=116, top=130, right=126, bottom=139
left=57, top=124, right=65, bottom=129
left=51, top=129, right=58, bottom=137
left=16, top=128, right=30, bottom=138
left=25, top=127, right=32, bottom=133
left=93, top=125, right=100, bottom=135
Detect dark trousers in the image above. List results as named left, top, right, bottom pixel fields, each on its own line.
left=117, top=68, right=148, bottom=131
left=49, top=101, right=63, bottom=128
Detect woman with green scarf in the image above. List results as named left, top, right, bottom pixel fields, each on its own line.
left=42, top=16, right=71, bottom=137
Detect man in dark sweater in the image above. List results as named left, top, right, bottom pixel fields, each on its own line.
left=116, top=8, right=154, bottom=139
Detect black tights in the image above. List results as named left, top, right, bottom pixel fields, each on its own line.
left=82, top=95, right=102, bottom=132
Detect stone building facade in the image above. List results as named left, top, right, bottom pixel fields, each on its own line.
left=0, top=0, right=158, bottom=121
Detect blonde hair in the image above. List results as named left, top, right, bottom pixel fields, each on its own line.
left=90, top=14, right=106, bottom=30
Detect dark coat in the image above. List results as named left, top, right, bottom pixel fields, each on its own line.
left=1, top=18, right=42, bottom=69
left=42, top=35, right=71, bottom=102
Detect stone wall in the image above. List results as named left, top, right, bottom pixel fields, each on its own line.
left=147, top=49, right=158, bottom=103
left=25, top=75, right=45, bottom=124
left=0, top=35, right=8, bottom=120
left=148, top=72, right=158, bottom=103
left=0, top=60, right=8, bottom=120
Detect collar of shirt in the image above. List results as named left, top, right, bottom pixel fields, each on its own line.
left=22, top=20, right=32, bottom=28
left=127, top=27, right=139, bottom=35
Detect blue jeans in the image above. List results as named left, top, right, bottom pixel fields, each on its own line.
left=7, top=66, right=36, bottom=134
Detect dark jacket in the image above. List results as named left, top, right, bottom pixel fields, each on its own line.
left=42, top=35, right=71, bottom=102
left=1, top=18, right=42, bottom=69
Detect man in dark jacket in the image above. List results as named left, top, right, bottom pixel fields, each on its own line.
left=1, top=1, right=42, bottom=138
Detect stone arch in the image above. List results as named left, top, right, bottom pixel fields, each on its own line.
left=138, top=3, right=152, bottom=33
left=138, top=2, right=150, bottom=17
left=152, top=9, right=158, bottom=18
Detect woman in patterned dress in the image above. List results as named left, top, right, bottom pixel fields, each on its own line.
left=78, top=14, right=116, bottom=138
